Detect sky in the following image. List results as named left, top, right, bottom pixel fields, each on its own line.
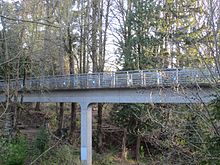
left=4, top=0, right=20, bottom=2
left=0, top=0, right=119, bottom=71
left=0, top=0, right=17, bottom=30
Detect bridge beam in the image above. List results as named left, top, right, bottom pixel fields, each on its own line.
left=80, top=102, right=92, bottom=165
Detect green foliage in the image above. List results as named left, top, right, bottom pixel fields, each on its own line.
left=210, top=97, right=220, bottom=121
left=0, top=135, right=28, bottom=165
left=33, top=127, right=49, bottom=153
left=120, top=0, right=161, bottom=70
left=200, top=136, right=220, bottom=165
left=37, top=144, right=80, bottom=165
left=200, top=97, right=220, bottom=164
left=183, top=115, right=203, bottom=149
left=110, top=104, right=154, bottom=134
left=93, top=152, right=117, bottom=165
left=118, top=0, right=207, bottom=70
left=208, top=136, right=220, bottom=156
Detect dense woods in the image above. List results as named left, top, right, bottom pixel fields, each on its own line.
left=0, top=0, right=220, bottom=164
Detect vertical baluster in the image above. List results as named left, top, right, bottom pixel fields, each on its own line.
left=84, top=75, right=87, bottom=88
left=72, top=75, right=75, bottom=88
left=141, top=70, right=144, bottom=86
left=112, top=72, right=115, bottom=88
left=28, top=77, right=34, bottom=90
left=58, top=76, right=61, bottom=89
left=195, top=69, right=198, bottom=83
left=157, top=70, right=160, bottom=85
left=74, top=75, right=76, bottom=88
left=55, top=76, right=58, bottom=89
left=32, top=78, right=35, bottom=90
left=126, top=71, right=129, bottom=87
left=0, top=81, right=2, bottom=90
left=130, top=73, right=133, bottom=86
left=81, top=75, right=83, bottom=88
left=176, top=68, right=179, bottom=84
left=77, top=75, right=79, bottom=88
left=39, top=77, right=42, bottom=89
left=98, top=73, right=100, bottom=88
left=192, top=69, right=195, bottom=83
left=208, top=69, right=211, bottom=83
left=73, top=75, right=76, bottom=89
left=50, top=77, right=53, bottom=89
left=48, top=77, right=50, bottom=89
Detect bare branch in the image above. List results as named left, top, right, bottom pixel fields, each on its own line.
left=0, top=15, right=60, bottom=28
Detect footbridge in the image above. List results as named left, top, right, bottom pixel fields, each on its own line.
left=0, top=68, right=219, bottom=165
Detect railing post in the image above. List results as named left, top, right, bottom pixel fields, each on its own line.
left=130, top=74, right=133, bottom=86
left=194, top=69, right=198, bottom=83
left=176, top=68, right=179, bottom=84
left=157, top=70, right=160, bottom=85
left=85, top=75, right=88, bottom=88
left=126, top=71, right=133, bottom=87
left=141, top=70, right=144, bottom=86
left=39, top=77, right=42, bottom=88
left=127, top=71, right=129, bottom=87
left=53, top=77, right=56, bottom=89
left=98, top=73, right=101, bottom=88
left=112, top=72, right=116, bottom=87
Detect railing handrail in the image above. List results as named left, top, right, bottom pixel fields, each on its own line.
left=0, top=68, right=218, bottom=90
left=1, top=67, right=216, bottom=81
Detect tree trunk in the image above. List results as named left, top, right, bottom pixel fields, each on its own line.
left=97, top=103, right=103, bottom=153
left=57, top=102, right=64, bottom=137
left=135, top=135, right=141, bottom=162
left=35, top=102, right=41, bottom=111
left=79, top=0, right=84, bottom=73
left=96, top=0, right=104, bottom=154
left=4, top=104, right=13, bottom=140
left=67, top=24, right=77, bottom=137
left=1, top=10, right=13, bottom=139
left=91, top=0, right=99, bottom=73
left=83, top=0, right=90, bottom=73
left=69, top=102, right=77, bottom=137
left=12, top=59, right=20, bottom=132
left=122, top=128, right=127, bottom=160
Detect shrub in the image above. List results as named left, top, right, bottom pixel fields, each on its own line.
left=33, top=127, right=49, bottom=153
left=200, top=98, right=220, bottom=164
left=0, top=135, right=28, bottom=165
left=93, top=152, right=117, bottom=165
left=37, top=144, right=80, bottom=165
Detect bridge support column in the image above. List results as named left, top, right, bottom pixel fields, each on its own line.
left=80, top=103, right=92, bottom=165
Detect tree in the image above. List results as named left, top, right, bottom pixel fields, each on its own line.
left=0, top=0, right=26, bottom=138
left=111, top=0, right=214, bottom=162
left=110, top=104, right=156, bottom=160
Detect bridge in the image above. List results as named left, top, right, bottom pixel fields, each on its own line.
left=0, top=68, right=219, bottom=165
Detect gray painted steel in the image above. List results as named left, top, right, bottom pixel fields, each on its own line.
left=0, top=87, right=215, bottom=104
left=80, top=103, right=92, bottom=165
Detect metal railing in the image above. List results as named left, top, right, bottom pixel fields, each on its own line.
left=0, top=68, right=219, bottom=91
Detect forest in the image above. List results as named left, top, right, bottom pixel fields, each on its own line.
left=0, top=0, right=220, bottom=164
